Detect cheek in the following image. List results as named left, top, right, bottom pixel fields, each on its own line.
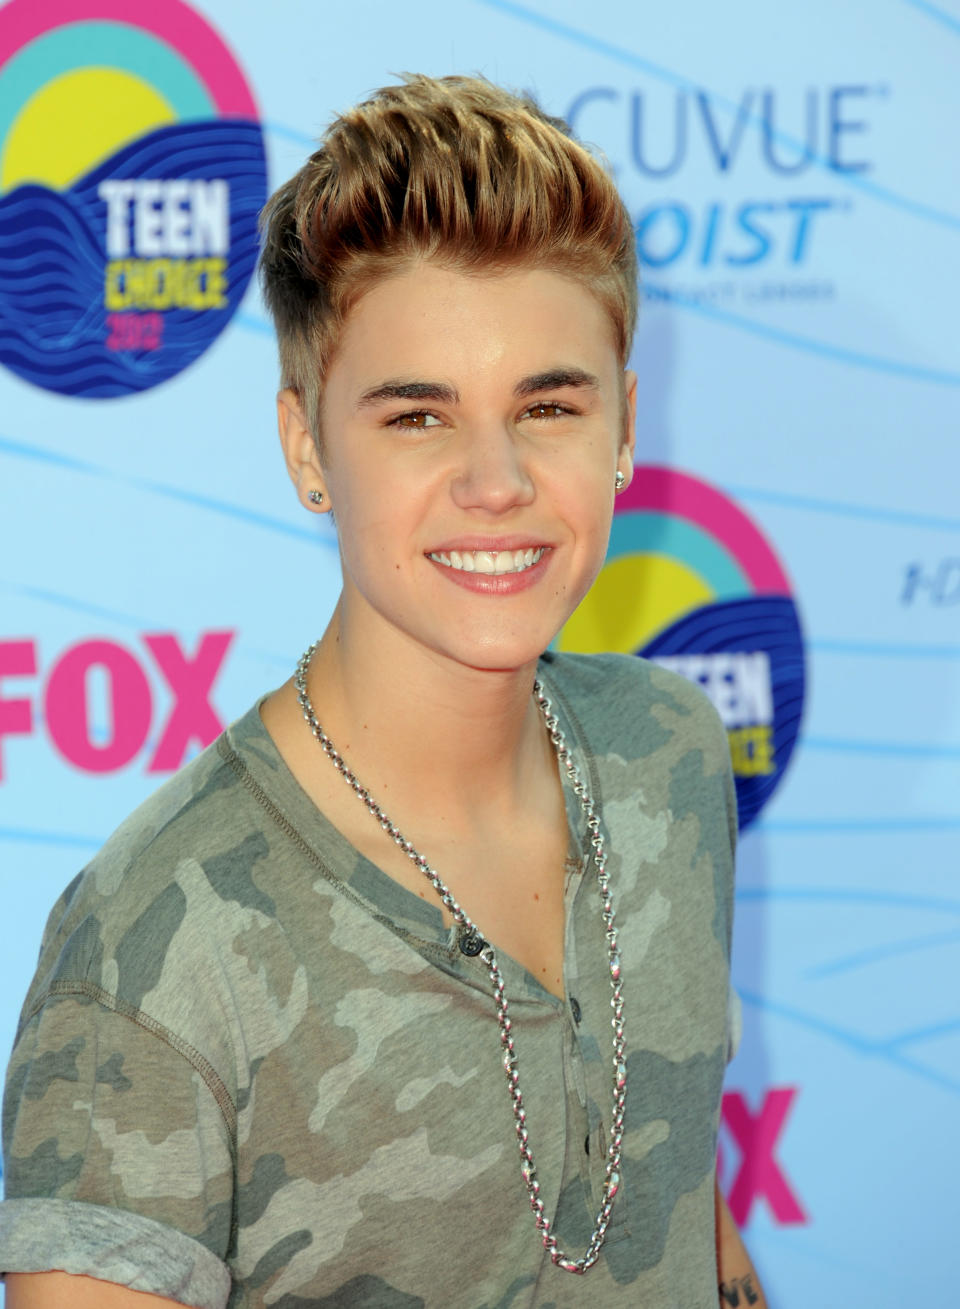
left=334, top=497, right=417, bottom=575
left=561, top=465, right=616, bottom=529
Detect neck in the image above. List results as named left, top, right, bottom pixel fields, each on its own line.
left=301, top=601, right=552, bottom=828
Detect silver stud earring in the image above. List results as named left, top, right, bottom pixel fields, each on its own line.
left=307, top=490, right=324, bottom=506
left=614, top=471, right=626, bottom=491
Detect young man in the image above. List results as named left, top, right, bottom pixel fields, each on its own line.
left=1, top=75, right=765, bottom=1307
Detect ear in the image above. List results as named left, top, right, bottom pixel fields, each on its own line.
left=617, top=369, right=638, bottom=488
left=277, top=389, right=328, bottom=511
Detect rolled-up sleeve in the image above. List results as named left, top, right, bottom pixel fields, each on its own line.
left=1, top=989, right=233, bottom=1309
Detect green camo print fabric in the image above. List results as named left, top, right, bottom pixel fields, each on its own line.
left=0, top=652, right=738, bottom=1308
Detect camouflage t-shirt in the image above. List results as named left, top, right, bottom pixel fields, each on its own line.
left=0, top=652, right=738, bottom=1308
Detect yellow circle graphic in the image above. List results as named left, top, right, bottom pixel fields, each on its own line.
left=556, top=552, right=715, bottom=654
left=1, top=68, right=176, bottom=191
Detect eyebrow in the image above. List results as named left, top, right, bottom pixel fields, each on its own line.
left=514, top=367, right=601, bottom=397
left=356, top=380, right=459, bottom=408
left=356, top=367, right=601, bottom=410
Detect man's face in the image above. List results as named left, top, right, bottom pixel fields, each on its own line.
left=284, top=261, right=636, bottom=676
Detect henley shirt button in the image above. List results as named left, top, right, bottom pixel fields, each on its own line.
left=458, top=929, right=484, bottom=957
left=570, top=996, right=582, bottom=1024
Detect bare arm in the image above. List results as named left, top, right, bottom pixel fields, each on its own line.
left=715, top=1180, right=768, bottom=1308
left=5, top=1272, right=185, bottom=1308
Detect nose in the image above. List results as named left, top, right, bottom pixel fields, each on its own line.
left=449, top=422, right=535, bottom=514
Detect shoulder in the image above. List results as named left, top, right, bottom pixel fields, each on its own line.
left=22, top=701, right=278, bottom=1030
left=539, top=650, right=729, bottom=765
left=541, top=651, right=738, bottom=865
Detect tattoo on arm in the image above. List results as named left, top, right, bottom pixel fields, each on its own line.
left=719, top=1275, right=760, bottom=1306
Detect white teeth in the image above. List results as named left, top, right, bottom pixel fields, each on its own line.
left=428, top=548, right=545, bottom=575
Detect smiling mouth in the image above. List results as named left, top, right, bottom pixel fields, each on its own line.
left=426, top=547, right=547, bottom=575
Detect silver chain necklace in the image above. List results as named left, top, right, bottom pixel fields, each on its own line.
left=294, top=642, right=626, bottom=1274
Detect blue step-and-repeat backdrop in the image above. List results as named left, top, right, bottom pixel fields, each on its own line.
left=1, top=0, right=958, bottom=1302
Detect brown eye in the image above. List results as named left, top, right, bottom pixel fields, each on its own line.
left=526, top=402, right=567, bottom=420
left=393, top=411, right=441, bottom=429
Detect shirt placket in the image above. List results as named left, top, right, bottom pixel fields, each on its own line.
left=553, top=697, right=631, bottom=1246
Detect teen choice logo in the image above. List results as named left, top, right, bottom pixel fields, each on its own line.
left=0, top=0, right=267, bottom=398
left=558, top=466, right=805, bottom=829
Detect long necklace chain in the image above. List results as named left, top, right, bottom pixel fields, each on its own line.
left=294, top=643, right=626, bottom=1274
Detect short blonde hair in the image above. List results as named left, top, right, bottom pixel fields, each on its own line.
left=259, top=74, right=637, bottom=445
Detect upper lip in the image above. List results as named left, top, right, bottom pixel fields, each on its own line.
left=424, top=535, right=552, bottom=553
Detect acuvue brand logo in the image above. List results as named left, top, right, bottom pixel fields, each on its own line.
left=557, top=466, right=805, bottom=829
left=0, top=0, right=267, bottom=397
left=565, top=82, right=885, bottom=298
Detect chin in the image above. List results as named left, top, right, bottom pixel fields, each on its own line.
left=442, top=636, right=553, bottom=675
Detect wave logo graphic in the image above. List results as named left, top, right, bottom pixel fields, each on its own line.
left=0, top=0, right=267, bottom=398
left=557, top=466, right=805, bottom=829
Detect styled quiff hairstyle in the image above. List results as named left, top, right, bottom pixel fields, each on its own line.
left=259, top=74, right=638, bottom=444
